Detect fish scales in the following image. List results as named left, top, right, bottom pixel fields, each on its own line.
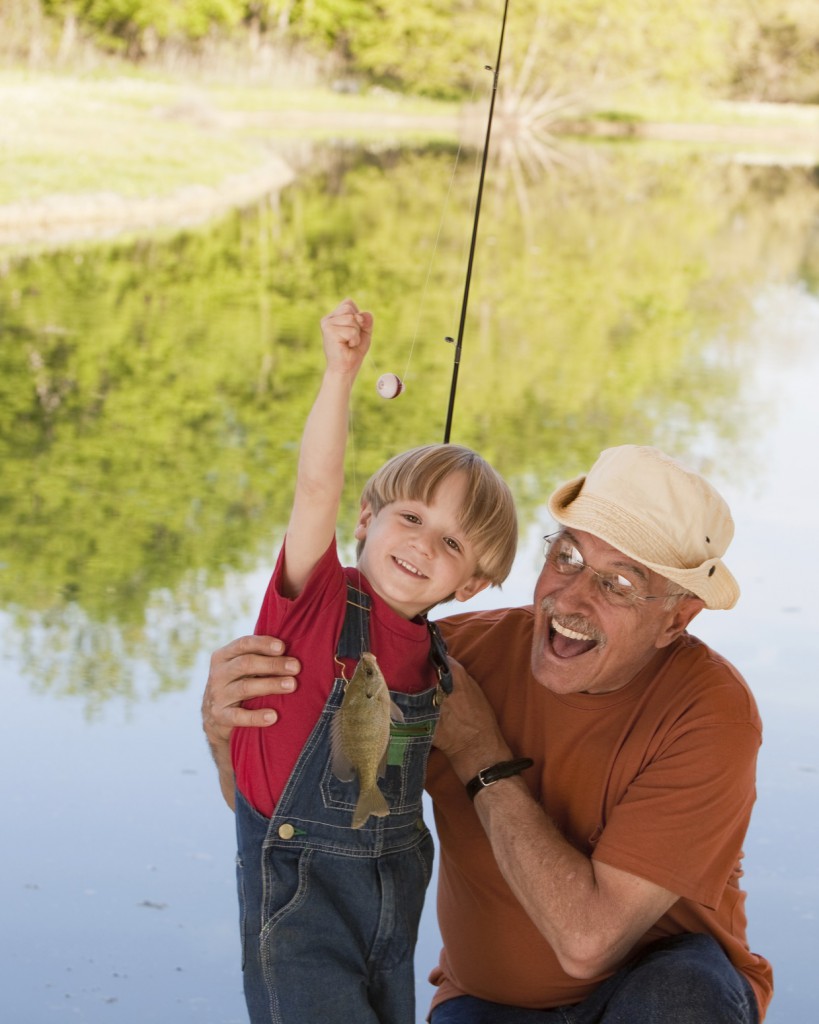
left=330, top=652, right=404, bottom=829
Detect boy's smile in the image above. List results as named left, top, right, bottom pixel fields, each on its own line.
left=355, top=471, right=489, bottom=619
left=392, top=556, right=429, bottom=579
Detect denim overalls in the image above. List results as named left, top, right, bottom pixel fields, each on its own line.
left=235, top=583, right=452, bottom=1024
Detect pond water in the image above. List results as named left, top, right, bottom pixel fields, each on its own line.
left=2, top=136, right=818, bottom=1022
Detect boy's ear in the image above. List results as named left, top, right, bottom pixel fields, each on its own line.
left=453, top=576, right=491, bottom=603
left=354, top=501, right=373, bottom=541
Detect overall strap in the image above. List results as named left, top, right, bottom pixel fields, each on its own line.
left=337, top=580, right=452, bottom=697
left=336, top=582, right=372, bottom=661
left=427, top=619, right=453, bottom=696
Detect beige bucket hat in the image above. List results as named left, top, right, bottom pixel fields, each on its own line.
left=547, top=445, right=740, bottom=610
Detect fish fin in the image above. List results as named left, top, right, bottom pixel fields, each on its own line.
left=330, top=708, right=355, bottom=782
left=352, top=784, right=390, bottom=829
left=377, top=746, right=388, bottom=779
left=389, top=699, right=405, bottom=723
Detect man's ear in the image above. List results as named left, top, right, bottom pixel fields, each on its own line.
left=354, top=501, right=373, bottom=542
left=655, top=595, right=705, bottom=649
left=453, top=576, right=492, bottom=603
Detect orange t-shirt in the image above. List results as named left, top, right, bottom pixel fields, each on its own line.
left=427, top=606, right=773, bottom=1019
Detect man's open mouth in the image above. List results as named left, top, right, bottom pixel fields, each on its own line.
left=549, top=617, right=599, bottom=659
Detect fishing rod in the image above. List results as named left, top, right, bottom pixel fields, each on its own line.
left=442, top=0, right=510, bottom=444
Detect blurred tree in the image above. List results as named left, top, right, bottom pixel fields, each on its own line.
left=727, top=0, right=819, bottom=102
left=2, top=143, right=818, bottom=704
left=3, top=146, right=815, bottom=613
left=27, top=0, right=819, bottom=101
left=41, top=0, right=245, bottom=53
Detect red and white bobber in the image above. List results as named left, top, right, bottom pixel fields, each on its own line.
left=376, top=373, right=404, bottom=399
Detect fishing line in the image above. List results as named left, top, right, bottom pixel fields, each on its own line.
left=346, top=400, right=370, bottom=656
left=373, top=0, right=510, bottom=418
left=443, top=0, right=510, bottom=444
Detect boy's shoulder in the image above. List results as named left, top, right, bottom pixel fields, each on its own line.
left=436, top=604, right=534, bottom=656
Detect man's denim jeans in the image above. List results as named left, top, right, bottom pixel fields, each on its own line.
left=430, top=934, right=760, bottom=1024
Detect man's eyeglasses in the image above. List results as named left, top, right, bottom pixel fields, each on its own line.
left=542, top=532, right=668, bottom=609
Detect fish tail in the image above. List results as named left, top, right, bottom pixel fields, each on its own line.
left=351, top=784, right=390, bottom=829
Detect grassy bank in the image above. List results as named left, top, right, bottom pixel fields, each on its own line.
left=6, top=67, right=819, bottom=206
left=0, top=69, right=461, bottom=207
left=1, top=66, right=817, bottom=253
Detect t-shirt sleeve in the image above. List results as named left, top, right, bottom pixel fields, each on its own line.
left=254, top=535, right=344, bottom=638
left=592, top=659, right=762, bottom=910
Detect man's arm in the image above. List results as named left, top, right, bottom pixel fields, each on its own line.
left=433, top=660, right=678, bottom=979
left=201, top=635, right=300, bottom=810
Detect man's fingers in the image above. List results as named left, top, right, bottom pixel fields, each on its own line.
left=219, top=703, right=279, bottom=728
left=216, top=653, right=299, bottom=693
left=217, top=634, right=285, bottom=659
left=210, top=634, right=300, bottom=693
left=202, top=634, right=300, bottom=745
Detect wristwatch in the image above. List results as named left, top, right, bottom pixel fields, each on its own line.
left=465, top=757, right=534, bottom=801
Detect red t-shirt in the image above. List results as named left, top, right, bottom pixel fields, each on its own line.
left=427, top=606, right=773, bottom=1020
left=231, top=538, right=438, bottom=817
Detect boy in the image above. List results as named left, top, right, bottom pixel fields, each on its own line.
left=230, top=298, right=517, bottom=1023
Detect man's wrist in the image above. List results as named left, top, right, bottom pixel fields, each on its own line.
left=465, top=757, right=534, bottom=801
left=445, top=742, right=511, bottom=788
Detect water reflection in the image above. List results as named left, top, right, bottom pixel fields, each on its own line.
left=2, top=143, right=817, bottom=709
left=2, top=139, right=818, bottom=1023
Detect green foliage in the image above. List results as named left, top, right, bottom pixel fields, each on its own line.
left=42, top=0, right=245, bottom=48
left=2, top=143, right=817, bottom=705
left=264, top=0, right=501, bottom=99
left=28, top=0, right=819, bottom=101
left=726, top=0, right=819, bottom=102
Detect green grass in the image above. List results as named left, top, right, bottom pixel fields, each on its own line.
left=0, top=69, right=460, bottom=207
left=1, top=66, right=814, bottom=211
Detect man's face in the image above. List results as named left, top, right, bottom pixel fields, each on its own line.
left=530, top=528, right=702, bottom=695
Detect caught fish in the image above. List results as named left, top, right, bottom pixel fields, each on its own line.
left=330, top=652, right=404, bottom=829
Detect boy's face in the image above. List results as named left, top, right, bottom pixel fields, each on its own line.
left=354, top=471, right=490, bottom=619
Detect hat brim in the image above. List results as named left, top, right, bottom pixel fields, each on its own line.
left=547, top=474, right=740, bottom=611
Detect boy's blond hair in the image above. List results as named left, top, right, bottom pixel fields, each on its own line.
left=357, top=444, right=517, bottom=587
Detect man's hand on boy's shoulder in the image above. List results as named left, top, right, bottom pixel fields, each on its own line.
left=202, top=635, right=301, bottom=746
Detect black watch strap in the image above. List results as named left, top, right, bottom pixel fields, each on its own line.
left=465, top=757, right=534, bottom=801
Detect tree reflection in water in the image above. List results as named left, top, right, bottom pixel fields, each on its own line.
left=1, top=139, right=817, bottom=1022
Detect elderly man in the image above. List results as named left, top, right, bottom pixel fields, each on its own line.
left=202, top=446, right=772, bottom=1023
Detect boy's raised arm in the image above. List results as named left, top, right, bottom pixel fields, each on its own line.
left=280, top=298, right=373, bottom=598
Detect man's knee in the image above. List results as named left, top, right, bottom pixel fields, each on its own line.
left=605, top=934, right=758, bottom=1024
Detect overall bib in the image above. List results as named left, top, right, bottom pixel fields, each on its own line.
left=236, top=583, right=452, bottom=1024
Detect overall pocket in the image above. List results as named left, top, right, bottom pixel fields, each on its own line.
left=320, top=711, right=438, bottom=817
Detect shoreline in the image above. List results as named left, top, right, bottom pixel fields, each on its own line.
left=0, top=156, right=295, bottom=251
left=2, top=81, right=817, bottom=253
